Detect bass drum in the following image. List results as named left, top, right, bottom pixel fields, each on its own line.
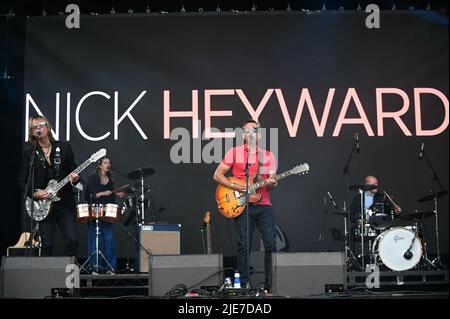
left=372, top=227, right=422, bottom=271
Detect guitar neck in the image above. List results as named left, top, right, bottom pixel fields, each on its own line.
left=249, top=169, right=294, bottom=192
left=206, top=224, right=212, bottom=254
left=54, top=158, right=93, bottom=192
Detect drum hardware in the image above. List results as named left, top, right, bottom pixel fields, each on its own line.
left=125, top=167, right=156, bottom=224
left=399, top=211, right=434, bottom=221
left=79, top=204, right=115, bottom=274
left=418, top=143, right=448, bottom=269
left=372, top=227, right=423, bottom=271
left=333, top=205, right=362, bottom=271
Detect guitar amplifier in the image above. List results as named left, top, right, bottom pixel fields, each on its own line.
left=272, top=252, right=346, bottom=297
left=138, top=224, right=181, bottom=272
left=7, top=247, right=41, bottom=257
left=0, top=256, right=78, bottom=299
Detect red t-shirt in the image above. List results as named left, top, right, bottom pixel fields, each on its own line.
left=222, top=144, right=277, bottom=206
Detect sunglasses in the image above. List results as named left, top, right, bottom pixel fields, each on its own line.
left=243, top=128, right=260, bottom=134
left=31, top=122, right=48, bottom=130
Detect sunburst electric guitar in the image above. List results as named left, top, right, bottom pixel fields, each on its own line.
left=25, top=148, right=107, bottom=222
left=215, top=163, right=310, bottom=218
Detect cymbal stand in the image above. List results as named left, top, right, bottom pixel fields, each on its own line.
left=358, top=189, right=366, bottom=270
left=414, top=220, right=436, bottom=270
left=422, top=149, right=445, bottom=269
left=431, top=195, right=443, bottom=268
left=139, top=171, right=146, bottom=225
left=342, top=202, right=361, bottom=271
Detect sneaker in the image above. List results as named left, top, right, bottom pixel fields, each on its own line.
left=106, top=270, right=115, bottom=275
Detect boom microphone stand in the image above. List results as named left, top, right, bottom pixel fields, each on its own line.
left=23, top=131, right=41, bottom=256
left=340, top=133, right=361, bottom=270
left=243, top=134, right=253, bottom=290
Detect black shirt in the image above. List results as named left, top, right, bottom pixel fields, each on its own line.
left=85, top=174, right=116, bottom=205
left=349, top=191, right=398, bottom=224
left=18, top=141, right=78, bottom=212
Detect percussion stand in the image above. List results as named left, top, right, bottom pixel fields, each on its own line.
left=80, top=204, right=115, bottom=274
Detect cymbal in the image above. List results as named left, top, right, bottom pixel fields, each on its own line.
left=126, top=167, right=156, bottom=180
left=349, top=184, right=378, bottom=192
left=417, top=190, right=448, bottom=203
left=399, top=211, right=435, bottom=221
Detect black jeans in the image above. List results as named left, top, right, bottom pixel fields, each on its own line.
left=234, top=204, right=276, bottom=289
left=39, top=205, right=78, bottom=257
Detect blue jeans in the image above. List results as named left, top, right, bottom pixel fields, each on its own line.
left=234, top=204, right=276, bottom=289
left=87, top=221, right=117, bottom=272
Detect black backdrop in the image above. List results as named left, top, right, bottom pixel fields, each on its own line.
left=20, top=11, right=448, bottom=258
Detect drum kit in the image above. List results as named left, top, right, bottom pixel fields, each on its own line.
left=78, top=166, right=157, bottom=273
left=335, top=185, right=448, bottom=272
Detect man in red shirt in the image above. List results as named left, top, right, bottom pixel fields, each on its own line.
left=214, top=119, right=277, bottom=291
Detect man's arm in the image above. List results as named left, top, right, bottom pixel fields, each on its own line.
left=65, top=143, right=80, bottom=184
left=213, top=162, right=245, bottom=191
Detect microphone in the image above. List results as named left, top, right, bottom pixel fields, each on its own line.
left=35, top=128, right=42, bottom=137
left=404, top=249, right=413, bottom=260
left=327, top=191, right=338, bottom=209
left=419, top=142, right=424, bottom=160
left=355, top=133, right=360, bottom=154
left=404, top=235, right=416, bottom=260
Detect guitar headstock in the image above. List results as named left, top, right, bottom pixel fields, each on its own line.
left=203, top=211, right=211, bottom=225
left=291, top=163, right=310, bottom=175
left=90, top=148, right=107, bottom=162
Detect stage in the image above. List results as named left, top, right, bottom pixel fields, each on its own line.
left=1, top=1, right=449, bottom=307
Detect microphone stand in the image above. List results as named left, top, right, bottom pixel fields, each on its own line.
left=339, top=136, right=361, bottom=270
left=422, top=149, right=446, bottom=268
left=116, top=221, right=152, bottom=275
left=243, top=138, right=254, bottom=290
left=318, top=195, right=327, bottom=245
left=23, top=135, right=40, bottom=256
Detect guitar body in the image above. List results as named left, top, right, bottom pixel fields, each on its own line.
left=215, top=163, right=310, bottom=219
left=26, top=179, right=61, bottom=222
left=215, top=175, right=262, bottom=219
left=24, top=149, right=107, bottom=222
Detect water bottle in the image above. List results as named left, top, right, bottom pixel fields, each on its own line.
left=233, top=271, right=241, bottom=288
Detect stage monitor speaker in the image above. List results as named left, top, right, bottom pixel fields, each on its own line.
left=0, top=256, right=77, bottom=299
left=139, top=224, right=180, bottom=272
left=148, top=254, right=223, bottom=296
left=272, top=252, right=346, bottom=297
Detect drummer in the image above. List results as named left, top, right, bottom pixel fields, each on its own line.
left=350, top=175, right=402, bottom=225
left=85, top=156, right=124, bottom=274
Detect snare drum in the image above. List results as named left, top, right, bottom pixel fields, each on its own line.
left=101, top=203, right=122, bottom=223
left=368, top=203, right=393, bottom=230
left=369, top=212, right=392, bottom=230
left=76, top=204, right=91, bottom=223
